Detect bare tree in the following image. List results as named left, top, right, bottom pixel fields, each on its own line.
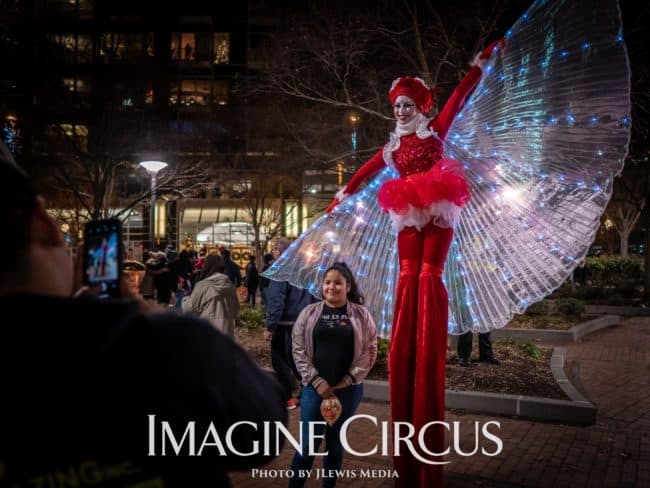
left=231, top=168, right=300, bottom=265
left=608, top=167, right=647, bottom=258
left=33, top=120, right=214, bottom=238
left=249, top=0, right=515, bottom=198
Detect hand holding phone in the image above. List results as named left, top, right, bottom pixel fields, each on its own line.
left=83, top=219, right=123, bottom=298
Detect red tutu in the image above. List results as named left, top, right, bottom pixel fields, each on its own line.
left=378, top=158, right=470, bottom=211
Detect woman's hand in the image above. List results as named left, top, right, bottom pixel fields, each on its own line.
left=325, top=198, right=340, bottom=214
left=315, top=381, right=334, bottom=398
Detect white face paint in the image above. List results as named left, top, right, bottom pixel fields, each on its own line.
left=393, top=95, right=419, bottom=124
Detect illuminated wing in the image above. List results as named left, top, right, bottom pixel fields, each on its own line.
left=443, top=0, right=631, bottom=333
left=262, top=167, right=399, bottom=338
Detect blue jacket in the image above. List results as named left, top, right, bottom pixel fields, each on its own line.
left=265, top=281, right=318, bottom=330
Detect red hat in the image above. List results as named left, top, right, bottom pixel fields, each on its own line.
left=389, top=77, right=436, bottom=113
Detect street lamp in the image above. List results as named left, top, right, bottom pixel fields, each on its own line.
left=139, top=160, right=168, bottom=250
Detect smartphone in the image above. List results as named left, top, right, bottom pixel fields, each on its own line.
left=83, top=218, right=123, bottom=298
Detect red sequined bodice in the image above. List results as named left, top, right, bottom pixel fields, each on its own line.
left=393, top=134, right=443, bottom=177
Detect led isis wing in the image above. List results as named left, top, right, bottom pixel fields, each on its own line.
left=263, top=0, right=631, bottom=337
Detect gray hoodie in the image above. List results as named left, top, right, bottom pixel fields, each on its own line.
left=184, top=272, right=240, bottom=339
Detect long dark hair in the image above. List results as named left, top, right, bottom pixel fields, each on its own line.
left=324, top=262, right=364, bottom=305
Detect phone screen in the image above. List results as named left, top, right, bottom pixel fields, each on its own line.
left=83, top=219, right=123, bottom=298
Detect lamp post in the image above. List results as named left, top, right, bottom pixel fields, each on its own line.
left=139, top=160, right=168, bottom=250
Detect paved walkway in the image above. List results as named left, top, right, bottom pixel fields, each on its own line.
left=230, top=317, right=650, bottom=487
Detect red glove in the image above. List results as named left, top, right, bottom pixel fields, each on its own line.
left=325, top=198, right=340, bottom=214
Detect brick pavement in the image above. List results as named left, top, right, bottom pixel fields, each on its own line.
left=230, top=317, right=650, bottom=487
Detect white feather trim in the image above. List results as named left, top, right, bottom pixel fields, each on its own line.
left=335, top=188, right=349, bottom=201
left=387, top=200, right=463, bottom=233
left=470, top=52, right=488, bottom=69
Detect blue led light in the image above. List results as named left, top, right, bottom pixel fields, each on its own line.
left=559, top=50, right=568, bottom=58
left=582, top=42, right=591, bottom=50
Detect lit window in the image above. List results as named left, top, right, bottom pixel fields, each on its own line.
left=213, top=33, right=229, bottom=64
left=171, top=32, right=197, bottom=61
left=99, top=33, right=153, bottom=62
left=45, top=123, right=89, bottom=152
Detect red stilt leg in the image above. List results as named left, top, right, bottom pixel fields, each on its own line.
left=390, top=227, right=421, bottom=487
left=414, top=223, right=453, bottom=487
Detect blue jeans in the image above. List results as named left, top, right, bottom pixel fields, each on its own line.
left=289, top=384, right=363, bottom=488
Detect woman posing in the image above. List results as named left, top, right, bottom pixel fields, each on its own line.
left=290, top=262, right=377, bottom=488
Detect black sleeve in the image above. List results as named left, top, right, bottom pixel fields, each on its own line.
left=151, top=315, right=287, bottom=469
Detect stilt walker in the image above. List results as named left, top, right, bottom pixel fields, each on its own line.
left=263, top=1, right=631, bottom=486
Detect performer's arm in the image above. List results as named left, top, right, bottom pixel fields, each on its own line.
left=326, top=148, right=385, bottom=213
left=433, top=39, right=503, bottom=140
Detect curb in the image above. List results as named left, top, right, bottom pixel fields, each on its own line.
left=584, top=305, right=650, bottom=316
left=491, top=315, right=620, bottom=343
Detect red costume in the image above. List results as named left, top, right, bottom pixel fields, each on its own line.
left=328, top=42, right=500, bottom=486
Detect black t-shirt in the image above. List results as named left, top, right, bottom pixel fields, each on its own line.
left=312, top=304, right=354, bottom=386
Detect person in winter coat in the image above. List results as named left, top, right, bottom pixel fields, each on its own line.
left=259, top=253, right=274, bottom=306
left=220, top=249, right=243, bottom=287
left=184, top=254, right=240, bottom=339
left=245, top=255, right=260, bottom=306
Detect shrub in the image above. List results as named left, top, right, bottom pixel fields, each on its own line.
left=237, top=304, right=266, bottom=329
left=377, top=338, right=390, bottom=360
left=555, top=298, right=585, bottom=317
left=585, top=256, right=643, bottom=286
left=497, top=338, right=518, bottom=347
left=571, top=286, right=606, bottom=300
left=607, top=293, right=625, bottom=306
left=519, top=343, right=543, bottom=359
left=549, top=282, right=575, bottom=299
left=496, top=339, right=543, bottom=359
left=526, top=300, right=549, bottom=316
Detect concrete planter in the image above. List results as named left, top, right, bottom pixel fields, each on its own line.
left=364, top=346, right=596, bottom=426
left=492, top=315, right=620, bottom=343
left=584, top=305, right=650, bottom=316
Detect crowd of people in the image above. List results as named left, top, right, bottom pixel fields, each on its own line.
left=0, top=144, right=287, bottom=487
left=0, top=138, right=379, bottom=486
